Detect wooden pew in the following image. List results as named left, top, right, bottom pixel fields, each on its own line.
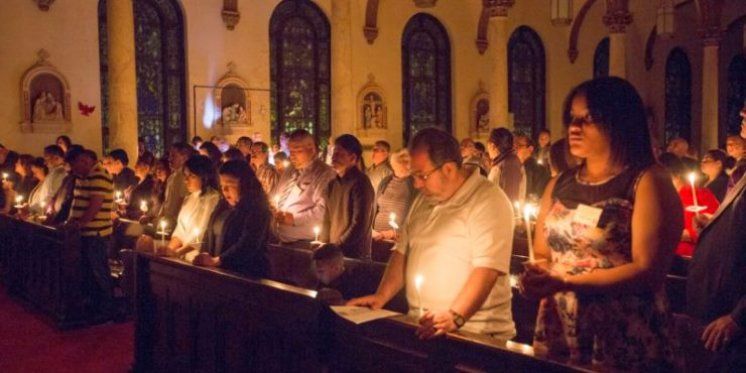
left=0, top=214, right=86, bottom=329
left=133, top=252, right=592, bottom=372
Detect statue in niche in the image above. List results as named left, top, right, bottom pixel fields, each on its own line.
left=32, top=91, right=64, bottom=122
left=222, top=103, right=248, bottom=124
left=362, top=92, right=384, bottom=130
left=476, top=98, right=489, bottom=134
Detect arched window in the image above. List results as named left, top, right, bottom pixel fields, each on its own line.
left=269, top=0, right=331, bottom=147
left=726, top=54, right=746, bottom=135
left=99, top=0, right=187, bottom=157
left=402, top=13, right=451, bottom=144
left=664, top=48, right=692, bottom=143
left=508, top=26, right=545, bottom=137
left=593, top=37, right=609, bottom=78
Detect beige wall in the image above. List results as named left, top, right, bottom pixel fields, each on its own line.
left=0, top=0, right=103, bottom=155
left=0, top=0, right=745, bottom=159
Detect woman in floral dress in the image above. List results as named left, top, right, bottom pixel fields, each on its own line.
left=519, top=77, right=683, bottom=371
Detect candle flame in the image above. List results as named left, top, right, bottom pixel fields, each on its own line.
left=687, top=172, right=697, bottom=185
left=523, top=203, right=537, bottom=219
left=389, top=212, right=397, bottom=222
left=159, top=219, right=167, bottom=230
left=414, top=274, right=424, bottom=290
left=313, top=226, right=320, bottom=235
left=15, top=195, right=23, bottom=203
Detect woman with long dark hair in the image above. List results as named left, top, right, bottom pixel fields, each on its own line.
left=139, top=155, right=220, bottom=256
left=519, top=77, right=683, bottom=370
left=192, top=160, right=270, bottom=278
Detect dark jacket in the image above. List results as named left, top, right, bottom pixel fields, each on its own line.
left=687, top=172, right=746, bottom=330
left=203, top=199, right=270, bottom=278
left=124, top=175, right=155, bottom=219
left=523, top=157, right=550, bottom=199
left=321, top=167, right=375, bottom=259
left=113, top=167, right=138, bottom=193
left=705, top=173, right=729, bottom=203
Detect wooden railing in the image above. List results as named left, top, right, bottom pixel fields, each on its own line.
left=0, top=214, right=86, bottom=329
left=133, top=252, right=592, bottom=372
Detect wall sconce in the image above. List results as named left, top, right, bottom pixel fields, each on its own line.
left=551, top=0, right=572, bottom=26
left=656, top=0, right=675, bottom=38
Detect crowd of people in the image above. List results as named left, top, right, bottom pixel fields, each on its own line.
left=1, top=76, right=745, bottom=371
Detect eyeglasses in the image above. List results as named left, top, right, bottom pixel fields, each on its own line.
left=568, top=113, right=596, bottom=127
left=412, top=164, right=444, bottom=182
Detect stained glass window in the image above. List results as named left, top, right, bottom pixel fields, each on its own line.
left=593, top=37, right=610, bottom=78
left=726, top=54, right=746, bottom=136
left=269, top=0, right=331, bottom=148
left=402, top=13, right=451, bottom=144
left=99, top=0, right=186, bottom=157
left=664, top=48, right=692, bottom=143
left=508, top=26, right=546, bottom=137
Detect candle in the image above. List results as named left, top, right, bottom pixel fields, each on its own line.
left=159, top=219, right=168, bottom=242
left=313, top=225, right=320, bottom=243
left=388, top=212, right=399, bottom=231
left=523, top=203, right=537, bottom=262
left=40, top=200, right=47, bottom=210
left=273, top=195, right=281, bottom=209
left=115, top=190, right=123, bottom=203
left=282, top=160, right=290, bottom=169
left=514, top=201, right=522, bottom=219
left=687, top=172, right=700, bottom=215
left=2, top=172, right=7, bottom=182
left=139, top=200, right=148, bottom=213
left=192, top=228, right=202, bottom=245
left=537, top=159, right=543, bottom=165
left=414, top=274, right=424, bottom=317
left=14, top=195, right=24, bottom=208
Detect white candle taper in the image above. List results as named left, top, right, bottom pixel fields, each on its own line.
left=192, top=228, right=202, bottom=245
left=313, top=225, right=320, bottom=243
left=159, top=219, right=168, bottom=242
left=388, top=212, right=399, bottom=231
left=414, top=274, right=424, bottom=317
left=687, top=172, right=700, bottom=216
left=523, top=203, right=537, bottom=262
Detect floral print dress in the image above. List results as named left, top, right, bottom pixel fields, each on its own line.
left=533, top=167, right=680, bottom=371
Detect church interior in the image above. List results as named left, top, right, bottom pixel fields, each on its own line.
left=1, top=0, right=746, bottom=372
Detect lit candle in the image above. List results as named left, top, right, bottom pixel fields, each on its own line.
left=2, top=172, right=7, bottom=182
left=537, top=159, right=543, bottom=165
left=514, top=200, right=522, bottom=219
left=414, top=274, right=424, bottom=317
left=313, top=225, right=320, bottom=243
left=192, top=228, right=202, bottom=245
left=687, top=172, right=700, bottom=215
left=159, top=219, right=168, bottom=243
left=115, top=190, right=123, bottom=203
left=282, top=160, right=290, bottom=169
left=14, top=195, right=24, bottom=208
left=273, top=195, right=281, bottom=209
left=139, top=200, right=148, bottom=213
left=523, top=203, right=537, bottom=262
left=40, top=200, right=47, bottom=210
left=388, top=212, right=399, bottom=231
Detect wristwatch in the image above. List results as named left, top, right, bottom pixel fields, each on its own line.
left=449, top=309, right=466, bottom=329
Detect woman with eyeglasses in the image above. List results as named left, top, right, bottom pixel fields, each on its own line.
left=519, top=77, right=683, bottom=370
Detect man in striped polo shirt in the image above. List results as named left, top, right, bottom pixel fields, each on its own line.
left=65, top=147, right=114, bottom=323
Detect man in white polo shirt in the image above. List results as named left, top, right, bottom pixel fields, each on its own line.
left=349, top=127, right=515, bottom=340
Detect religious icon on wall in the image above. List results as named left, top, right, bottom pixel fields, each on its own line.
left=21, top=49, right=72, bottom=133
left=356, top=74, right=387, bottom=136
left=476, top=99, right=489, bottom=134
left=469, top=82, right=490, bottom=138
left=210, top=62, right=252, bottom=137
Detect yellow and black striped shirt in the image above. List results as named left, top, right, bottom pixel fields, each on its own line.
left=69, top=163, right=114, bottom=237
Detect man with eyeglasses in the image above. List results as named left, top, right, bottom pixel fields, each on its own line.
left=349, top=128, right=515, bottom=340
left=366, top=140, right=393, bottom=192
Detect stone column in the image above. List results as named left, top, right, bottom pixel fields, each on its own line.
left=106, top=0, right=138, bottom=158
left=485, top=1, right=513, bottom=130
left=330, top=0, right=355, bottom=138
left=701, top=34, right=721, bottom=151
left=603, top=0, right=632, bottom=78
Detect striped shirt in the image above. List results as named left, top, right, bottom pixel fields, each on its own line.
left=69, top=163, right=114, bottom=237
